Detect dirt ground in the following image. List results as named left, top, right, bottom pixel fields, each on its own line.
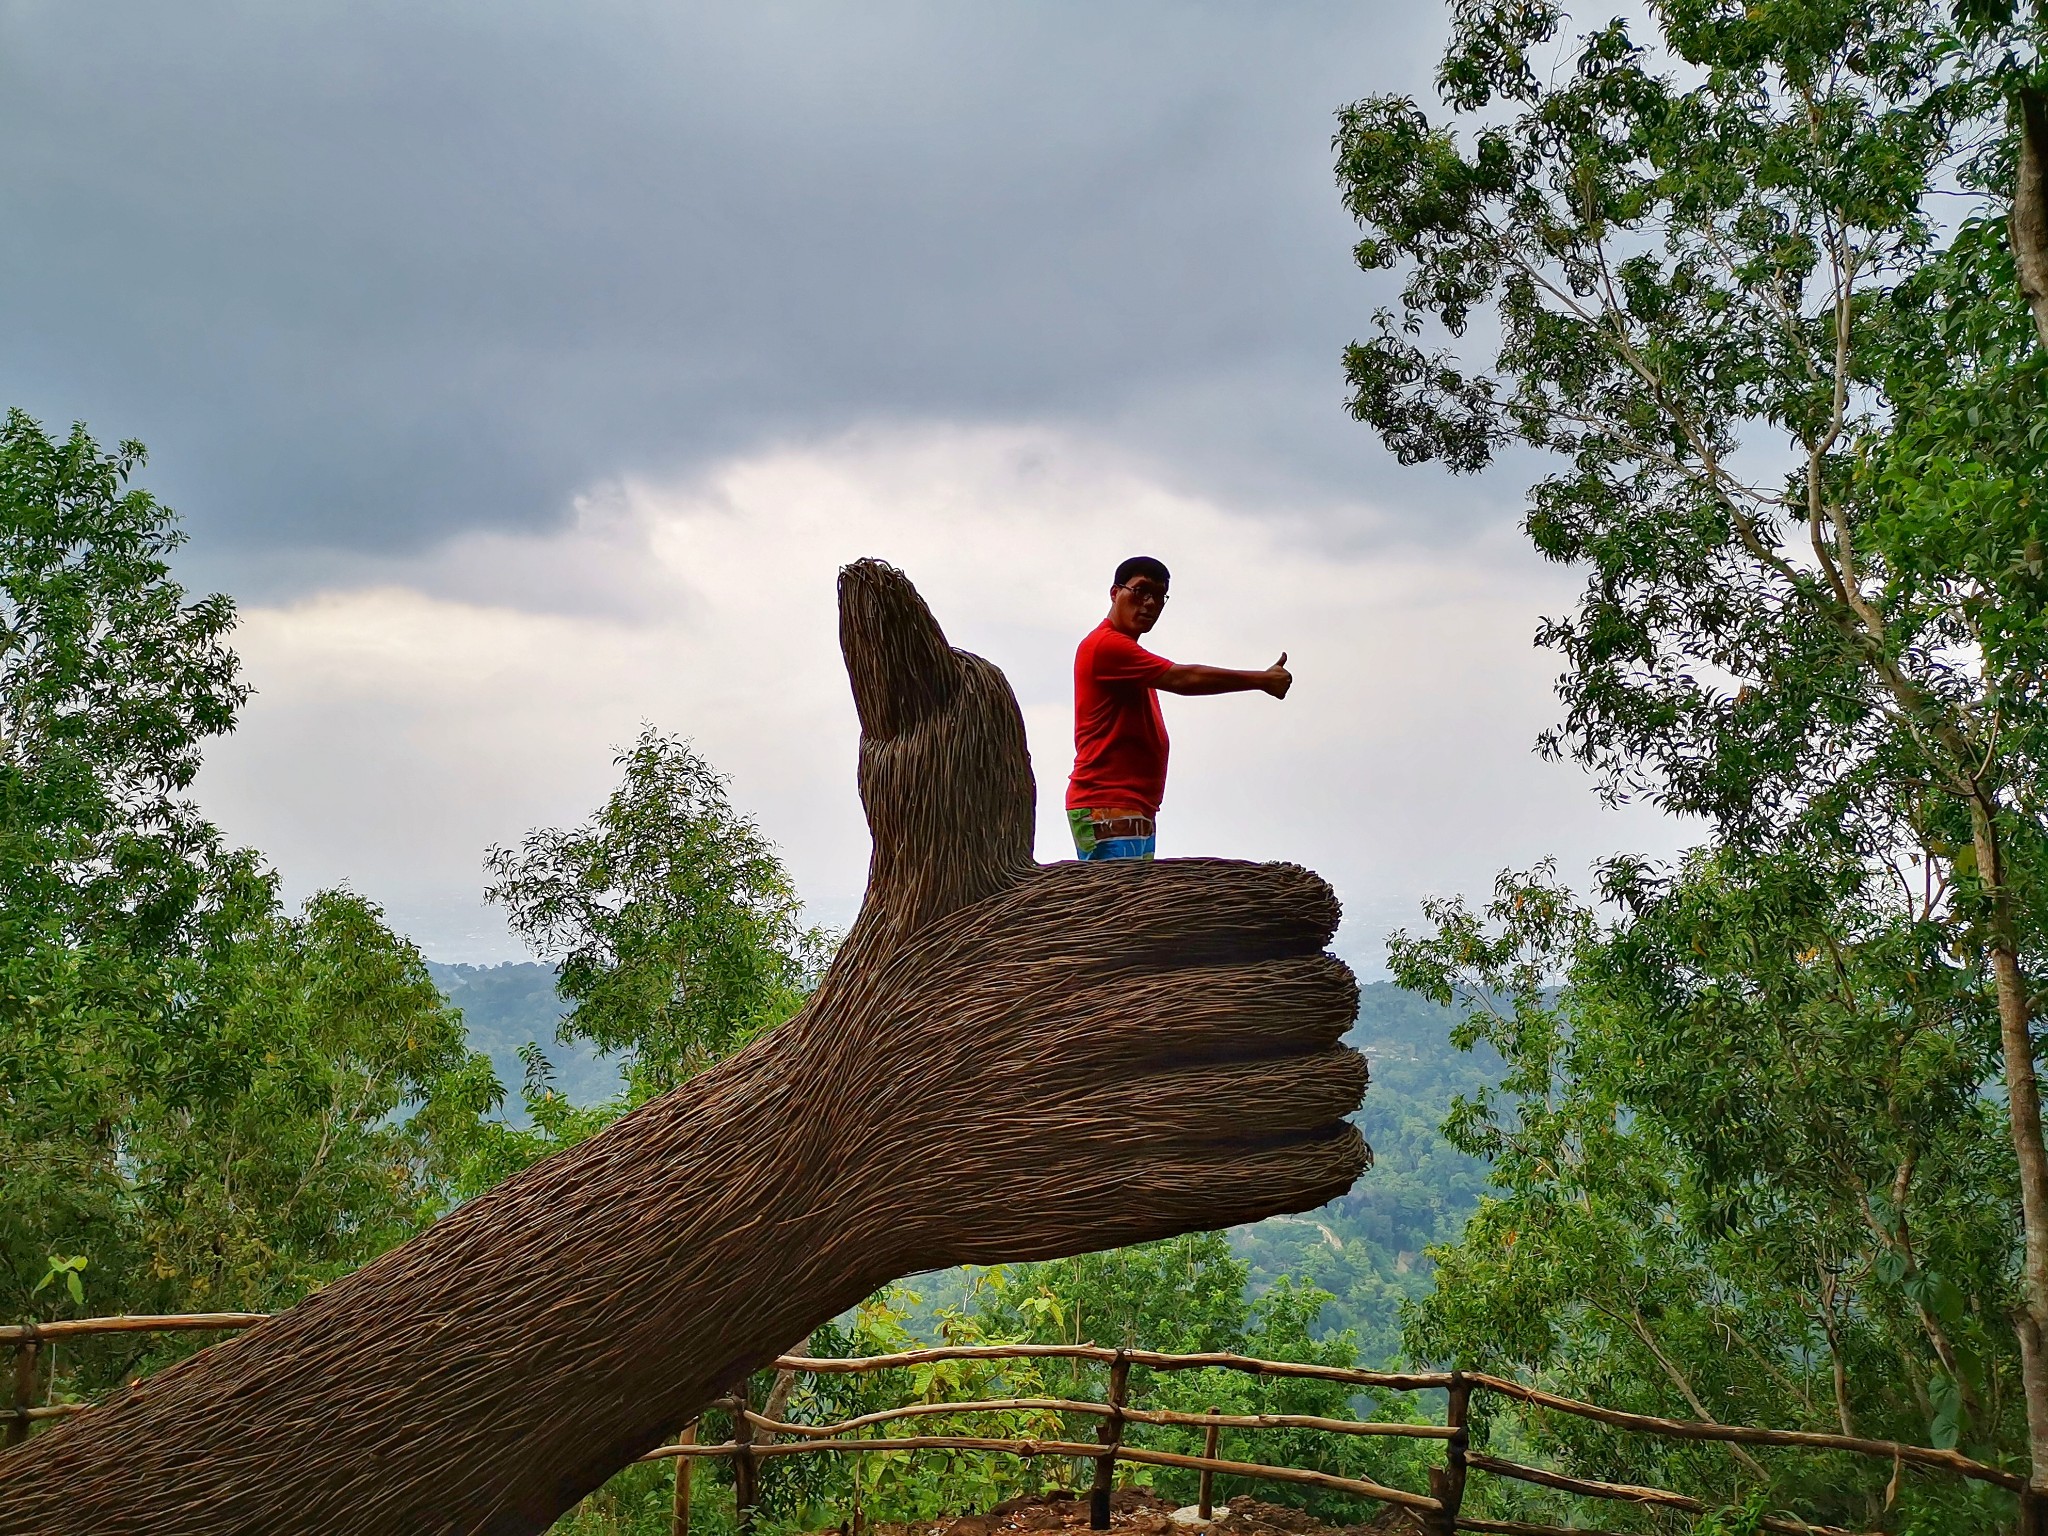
left=870, top=1488, right=1412, bottom=1536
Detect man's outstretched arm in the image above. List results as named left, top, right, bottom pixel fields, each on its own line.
left=1157, top=651, right=1291, bottom=698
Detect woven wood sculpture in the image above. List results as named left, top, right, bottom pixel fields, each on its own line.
left=0, top=560, right=1370, bottom=1535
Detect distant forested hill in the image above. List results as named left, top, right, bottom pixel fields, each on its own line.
left=425, top=961, right=625, bottom=1117
left=1231, top=980, right=1497, bottom=1365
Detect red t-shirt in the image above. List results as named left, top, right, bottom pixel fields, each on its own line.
left=1067, top=619, right=1173, bottom=816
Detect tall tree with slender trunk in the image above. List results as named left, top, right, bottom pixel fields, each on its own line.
left=1337, top=0, right=2048, bottom=1495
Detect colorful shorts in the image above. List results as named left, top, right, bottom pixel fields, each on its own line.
left=1069, top=808, right=1156, bottom=862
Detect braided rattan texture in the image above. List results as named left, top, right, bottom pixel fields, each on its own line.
left=0, top=560, right=1369, bottom=1535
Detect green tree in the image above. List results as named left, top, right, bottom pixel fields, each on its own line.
left=121, top=885, right=502, bottom=1315
left=6, top=871, right=503, bottom=1392
left=0, top=414, right=502, bottom=1400
left=0, top=409, right=253, bottom=1313
left=484, top=727, right=830, bottom=1103
left=1336, top=0, right=2048, bottom=1493
left=1393, top=855, right=2016, bottom=1528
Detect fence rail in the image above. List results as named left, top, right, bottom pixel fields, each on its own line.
left=2, top=1314, right=2040, bottom=1536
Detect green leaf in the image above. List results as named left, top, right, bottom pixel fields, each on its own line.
left=1929, top=1370, right=1965, bottom=1450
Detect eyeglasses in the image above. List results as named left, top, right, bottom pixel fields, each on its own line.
left=1117, top=584, right=1168, bottom=607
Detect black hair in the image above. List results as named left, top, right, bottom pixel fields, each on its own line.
left=1114, top=555, right=1170, bottom=588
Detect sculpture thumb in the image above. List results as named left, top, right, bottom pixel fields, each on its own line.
left=839, top=558, right=960, bottom=740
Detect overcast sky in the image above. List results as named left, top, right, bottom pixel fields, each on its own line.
left=0, top=1, right=1691, bottom=967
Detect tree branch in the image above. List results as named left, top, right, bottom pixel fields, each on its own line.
left=1625, top=1304, right=1770, bottom=1480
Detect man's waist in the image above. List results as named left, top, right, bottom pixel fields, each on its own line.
left=1073, top=809, right=1156, bottom=838
left=1066, top=783, right=1163, bottom=813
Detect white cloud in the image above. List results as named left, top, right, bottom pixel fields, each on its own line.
left=196, top=423, right=1691, bottom=967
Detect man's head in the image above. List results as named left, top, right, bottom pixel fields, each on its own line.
left=1109, top=555, right=1170, bottom=636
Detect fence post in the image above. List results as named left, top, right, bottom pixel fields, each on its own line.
left=1090, top=1349, right=1130, bottom=1531
left=1424, top=1371, right=1470, bottom=1536
left=671, top=1423, right=696, bottom=1536
left=730, top=1387, right=758, bottom=1536
left=3, top=1325, right=39, bottom=1450
left=1196, top=1406, right=1221, bottom=1520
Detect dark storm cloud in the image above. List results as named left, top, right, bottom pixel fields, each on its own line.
left=0, top=1, right=1449, bottom=581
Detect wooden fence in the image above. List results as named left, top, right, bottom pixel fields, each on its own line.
left=2, top=1317, right=2041, bottom=1536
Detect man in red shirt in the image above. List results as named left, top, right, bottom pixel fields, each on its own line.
left=1067, top=555, right=1292, bottom=860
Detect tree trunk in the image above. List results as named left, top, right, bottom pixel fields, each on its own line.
left=753, top=1361, right=802, bottom=1445
left=1626, top=1306, right=1768, bottom=1479
left=0, top=562, right=1368, bottom=1536
left=1973, top=802, right=2048, bottom=1490
left=2013, top=87, right=2048, bottom=350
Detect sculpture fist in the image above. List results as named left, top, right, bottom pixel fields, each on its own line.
left=809, top=560, right=1367, bottom=1265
